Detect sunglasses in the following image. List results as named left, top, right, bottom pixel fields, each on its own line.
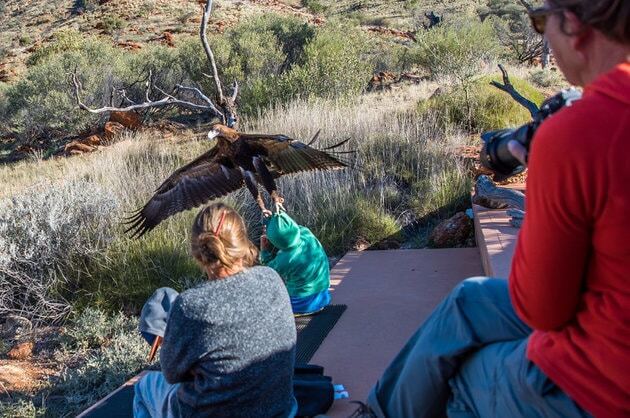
left=529, top=6, right=564, bottom=34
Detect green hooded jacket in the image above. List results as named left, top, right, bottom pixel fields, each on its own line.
left=260, top=212, right=330, bottom=298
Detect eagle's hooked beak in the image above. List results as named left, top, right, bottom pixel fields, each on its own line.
left=207, top=129, right=219, bottom=141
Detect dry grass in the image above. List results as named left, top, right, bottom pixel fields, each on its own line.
left=0, top=84, right=471, bottom=316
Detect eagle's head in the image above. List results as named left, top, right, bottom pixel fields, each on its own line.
left=208, top=124, right=239, bottom=143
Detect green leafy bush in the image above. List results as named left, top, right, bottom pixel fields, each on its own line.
left=45, top=308, right=149, bottom=416
left=409, top=19, right=502, bottom=83
left=174, top=15, right=314, bottom=98
left=3, top=31, right=124, bottom=139
left=27, top=29, right=89, bottom=66
left=176, top=17, right=372, bottom=115
left=18, top=34, right=33, bottom=46
left=301, top=0, right=328, bottom=14
left=101, top=14, right=127, bottom=34
left=0, top=16, right=374, bottom=140
left=418, top=74, right=544, bottom=132
left=278, top=25, right=371, bottom=101
left=528, top=68, right=567, bottom=89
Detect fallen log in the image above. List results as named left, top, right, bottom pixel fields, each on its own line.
left=473, top=175, right=525, bottom=211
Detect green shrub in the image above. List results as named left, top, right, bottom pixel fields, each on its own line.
left=418, top=74, right=544, bottom=132
left=122, top=44, right=186, bottom=103
left=179, top=18, right=371, bottom=116
left=0, top=399, right=43, bottom=418
left=371, top=41, right=413, bottom=73
left=276, top=25, right=371, bottom=104
left=302, top=0, right=328, bottom=14
left=27, top=29, right=88, bottom=66
left=528, top=68, right=567, bottom=89
left=63, top=308, right=134, bottom=349
left=410, top=19, right=501, bottom=83
left=18, top=34, right=32, bottom=46
left=101, top=14, right=126, bottom=34
left=46, top=309, right=150, bottom=416
left=0, top=16, right=372, bottom=140
left=173, top=14, right=316, bottom=114
left=3, top=32, right=124, bottom=139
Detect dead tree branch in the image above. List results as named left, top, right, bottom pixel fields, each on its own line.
left=490, top=64, right=539, bottom=118
left=72, top=0, right=239, bottom=127
left=200, top=0, right=224, bottom=105
left=473, top=175, right=525, bottom=210
left=71, top=70, right=224, bottom=116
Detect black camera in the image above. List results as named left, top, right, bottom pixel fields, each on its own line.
left=479, top=88, right=582, bottom=181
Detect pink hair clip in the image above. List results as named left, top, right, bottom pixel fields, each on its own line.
left=213, top=211, right=227, bottom=236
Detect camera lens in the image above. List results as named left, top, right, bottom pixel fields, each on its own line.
left=480, top=126, right=529, bottom=180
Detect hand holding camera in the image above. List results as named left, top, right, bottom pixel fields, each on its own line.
left=480, top=88, right=582, bottom=181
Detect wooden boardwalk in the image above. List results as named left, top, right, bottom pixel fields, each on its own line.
left=473, top=183, right=524, bottom=278
left=312, top=249, right=483, bottom=417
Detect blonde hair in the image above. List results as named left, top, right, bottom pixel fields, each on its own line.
left=191, top=203, right=258, bottom=275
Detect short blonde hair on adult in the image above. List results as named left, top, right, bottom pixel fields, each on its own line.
left=191, top=203, right=258, bottom=274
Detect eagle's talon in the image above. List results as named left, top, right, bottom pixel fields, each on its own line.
left=274, top=201, right=286, bottom=214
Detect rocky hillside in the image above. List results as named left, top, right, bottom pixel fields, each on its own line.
left=0, top=0, right=479, bottom=81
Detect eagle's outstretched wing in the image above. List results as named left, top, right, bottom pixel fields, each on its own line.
left=125, top=147, right=244, bottom=238
left=240, top=132, right=351, bottom=175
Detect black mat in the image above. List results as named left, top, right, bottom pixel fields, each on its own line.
left=78, top=384, right=136, bottom=418
left=294, top=304, right=347, bottom=365
left=80, top=305, right=346, bottom=417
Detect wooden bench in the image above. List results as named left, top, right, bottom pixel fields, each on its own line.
left=473, top=183, right=525, bottom=278
left=310, top=249, right=483, bottom=417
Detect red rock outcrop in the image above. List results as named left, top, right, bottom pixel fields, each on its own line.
left=7, top=341, right=34, bottom=360
left=429, top=212, right=473, bottom=248
left=109, top=111, right=142, bottom=130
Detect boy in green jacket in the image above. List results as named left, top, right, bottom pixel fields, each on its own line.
left=260, top=211, right=331, bottom=315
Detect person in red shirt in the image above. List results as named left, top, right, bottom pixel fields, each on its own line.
left=362, top=1, right=630, bottom=417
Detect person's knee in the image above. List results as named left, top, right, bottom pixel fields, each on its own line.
left=452, top=277, right=505, bottom=302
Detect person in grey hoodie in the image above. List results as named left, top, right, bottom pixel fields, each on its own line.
left=133, top=202, right=297, bottom=418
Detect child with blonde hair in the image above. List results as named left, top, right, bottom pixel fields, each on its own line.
left=134, top=202, right=297, bottom=418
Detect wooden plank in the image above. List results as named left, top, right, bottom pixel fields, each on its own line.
left=312, top=249, right=484, bottom=417
left=472, top=182, right=524, bottom=278
left=77, top=371, right=148, bottom=418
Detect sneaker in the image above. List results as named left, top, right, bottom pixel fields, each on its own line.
left=347, top=401, right=376, bottom=418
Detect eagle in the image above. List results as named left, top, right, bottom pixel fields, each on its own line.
left=125, top=124, right=351, bottom=237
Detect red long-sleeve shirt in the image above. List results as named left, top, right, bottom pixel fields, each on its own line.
left=509, top=62, right=630, bottom=418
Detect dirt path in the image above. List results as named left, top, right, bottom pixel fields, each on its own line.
left=0, top=360, right=56, bottom=395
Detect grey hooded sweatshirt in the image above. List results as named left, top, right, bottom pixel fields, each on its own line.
left=160, top=266, right=296, bottom=417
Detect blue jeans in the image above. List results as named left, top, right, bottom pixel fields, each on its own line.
left=367, top=277, right=591, bottom=418
left=133, top=371, right=299, bottom=418
left=133, top=371, right=180, bottom=418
